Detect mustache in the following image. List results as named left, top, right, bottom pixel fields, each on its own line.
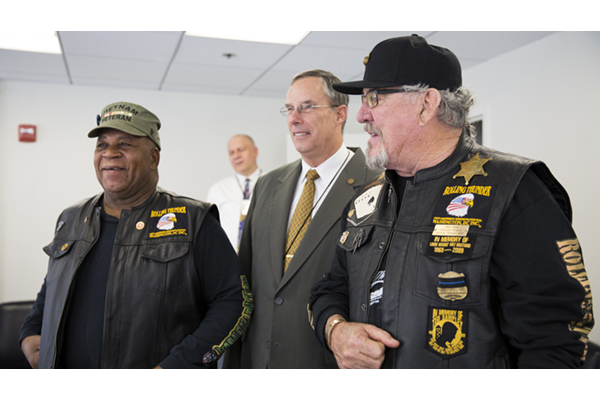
left=364, top=123, right=383, bottom=136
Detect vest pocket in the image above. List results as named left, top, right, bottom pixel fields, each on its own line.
left=140, top=241, right=191, bottom=295
left=337, top=225, right=375, bottom=253
left=44, top=239, right=76, bottom=258
left=43, top=239, right=76, bottom=284
left=414, top=232, right=492, bottom=306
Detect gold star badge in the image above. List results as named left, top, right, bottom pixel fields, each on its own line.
left=453, top=153, right=492, bottom=185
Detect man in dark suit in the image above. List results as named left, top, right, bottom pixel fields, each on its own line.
left=224, top=69, right=380, bottom=368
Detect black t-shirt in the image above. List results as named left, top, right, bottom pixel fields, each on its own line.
left=58, top=207, right=118, bottom=368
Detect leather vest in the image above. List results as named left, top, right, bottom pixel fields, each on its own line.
left=338, top=134, right=570, bottom=368
left=38, top=188, right=217, bottom=368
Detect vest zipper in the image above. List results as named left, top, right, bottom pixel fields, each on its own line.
left=365, top=182, right=400, bottom=323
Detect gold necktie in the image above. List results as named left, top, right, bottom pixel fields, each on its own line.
left=284, top=169, right=319, bottom=273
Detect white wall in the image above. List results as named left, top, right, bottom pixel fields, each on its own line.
left=2, top=31, right=599, bottom=344
left=0, top=81, right=288, bottom=304
left=464, top=31, right=600, bottom=343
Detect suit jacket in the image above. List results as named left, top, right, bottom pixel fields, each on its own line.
left=227, top=147, right=380, bottom=368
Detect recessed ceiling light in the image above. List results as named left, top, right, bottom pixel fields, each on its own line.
left=185, top=30, right=310, bottom=45
left=0, top=31, right=62, bottom=54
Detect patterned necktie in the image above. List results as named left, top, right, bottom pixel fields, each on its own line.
left=243, top=178, right=250, bottom=200
left=284, top=169, right=319, bottom=273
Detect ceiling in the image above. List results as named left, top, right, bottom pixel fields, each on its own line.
left=0, top=31, right=555, bottom=99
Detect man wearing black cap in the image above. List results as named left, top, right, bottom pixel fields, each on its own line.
left=20, top=101, right=252, bottom=369
left=309, top=35, right=594, bottom=368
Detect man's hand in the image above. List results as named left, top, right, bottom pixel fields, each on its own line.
left=21, top=335, right=41, bottom=369
left=327, top=315, right=400, bottom=369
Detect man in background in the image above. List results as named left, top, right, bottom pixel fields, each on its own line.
left=225, top=69, right=381, bottom=368
left=207, top=134, right=262, bottom=251
left=20, top=101, right=252, bottom=368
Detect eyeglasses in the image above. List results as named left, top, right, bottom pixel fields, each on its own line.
left=361, top=88, right=408, bottom=108
left=280, top=103, right=339, bottom=116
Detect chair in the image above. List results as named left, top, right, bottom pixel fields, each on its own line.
left=583, top=341, right=600, bottom=369
left=0, top=300, right=34, bottom=368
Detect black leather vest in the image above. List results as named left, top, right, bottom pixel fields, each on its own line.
left=38, top=188, right=216, bottom=368
left=338, top=134, right=570, bottom=368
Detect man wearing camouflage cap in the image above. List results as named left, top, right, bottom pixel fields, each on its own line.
left=309, top=35, right=593, bottom=368
left=20, top=101, right=253, bottom=369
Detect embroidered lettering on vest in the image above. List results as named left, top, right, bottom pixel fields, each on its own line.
left=426, top=307, right=468, bottom=358
left=556, top=238, right=593, bottom=360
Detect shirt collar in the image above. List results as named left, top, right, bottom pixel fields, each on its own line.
left=300, top=144, right=353, bottom=184
left=235, top=167, right=261, bottom=184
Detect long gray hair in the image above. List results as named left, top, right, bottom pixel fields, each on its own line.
left=403, top=84, right=475, bottom=137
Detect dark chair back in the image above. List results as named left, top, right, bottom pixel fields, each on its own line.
left=583, top=341, right=600, bottom=369
left=0, top=301, right=34, bottom=368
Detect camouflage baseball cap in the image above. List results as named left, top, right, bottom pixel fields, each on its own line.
left=88, top=101, right=161, bottom=150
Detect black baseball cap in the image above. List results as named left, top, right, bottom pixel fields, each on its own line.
left=333, top=34, right=462, bottom=94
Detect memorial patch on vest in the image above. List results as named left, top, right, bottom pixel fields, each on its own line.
left=432, top=184, right=497, bottom=229
left=148, top=206, right=189, bottom=238
left=437, top=271, right=468, bottom=301
left=427, top=233, right=477, bottom=258
left=427, top=307, right=468, bottom=358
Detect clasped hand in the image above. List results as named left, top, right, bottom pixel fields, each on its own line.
left=327, top=315, right=400, bottom=369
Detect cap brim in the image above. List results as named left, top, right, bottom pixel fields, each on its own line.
left=333, top=79, right=403, bottom=94
left=87, top=120, right=147, bottom=139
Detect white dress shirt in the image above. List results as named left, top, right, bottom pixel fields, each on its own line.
left=207, top=167, right=262, bottom=250
left=287, top=145, right=355, bottom=230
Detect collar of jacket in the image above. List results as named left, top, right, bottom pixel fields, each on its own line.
left=90, top=187, right=164, bottom=213
left=409, top=131, right=474, bottom=185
